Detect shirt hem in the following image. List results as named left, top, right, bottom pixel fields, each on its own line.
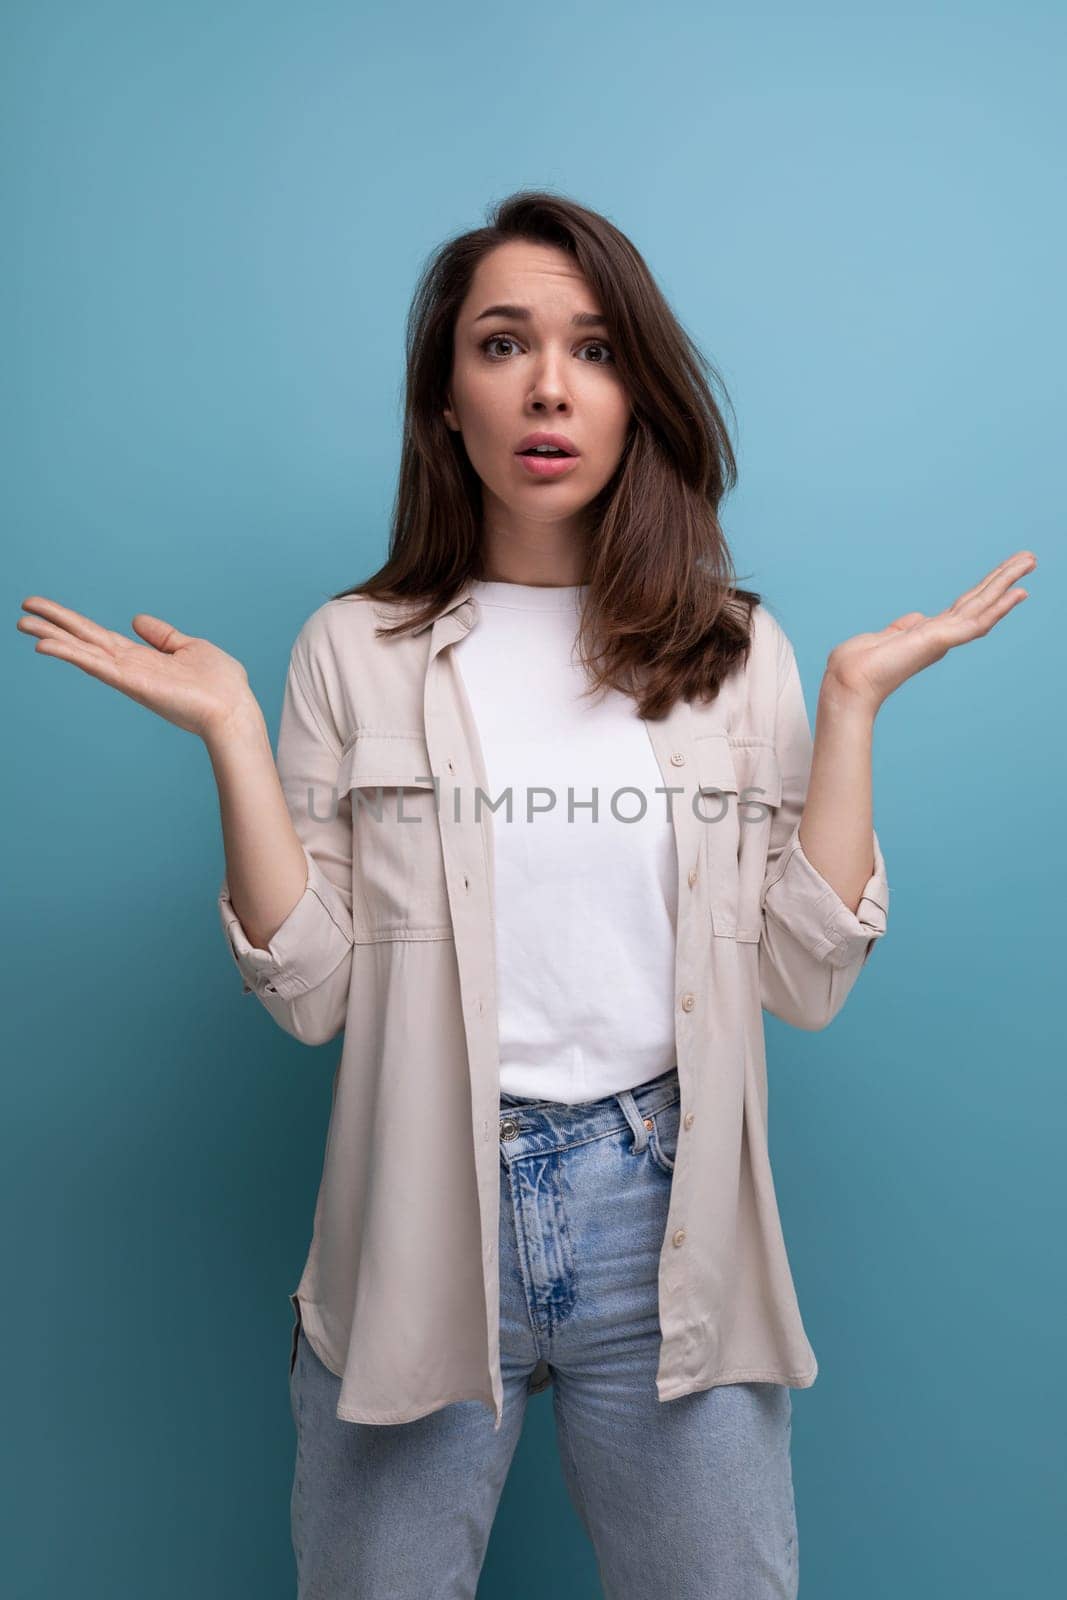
left=297, top=1306, right=501, bottom=1427
left=657, top=1362, right=819, bottom=1399
left=333, top=1390, right=500, bottom=1426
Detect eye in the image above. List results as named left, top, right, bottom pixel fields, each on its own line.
left=579, top=341, right=615, bottom=365
left=479, top=334, right=616, bottom=365
left=480, top=334, right=521, bottom=360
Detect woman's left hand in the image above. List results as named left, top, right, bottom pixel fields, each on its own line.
left=822, top=549, right=1038, bottom=715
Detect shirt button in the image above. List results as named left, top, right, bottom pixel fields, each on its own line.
left=684, top=1111, right=695, bottom=1129
left=672, top=1228, right=687, bottom=1247
left=670, top=751, right=686, bottom=766
left=687, top=866, right=698, bottom=888
left=680, top=993, right=695, bottom=1012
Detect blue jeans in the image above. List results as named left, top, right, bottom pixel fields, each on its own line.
left=289, top=1063, right=799, bottom=1598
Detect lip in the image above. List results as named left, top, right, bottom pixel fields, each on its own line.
left=516, top=452, right=581, bottom=479
left=514, top=431, right=579, bottom=456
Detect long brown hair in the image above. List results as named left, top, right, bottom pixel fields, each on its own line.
left=330, top=189, right=761, bottom=720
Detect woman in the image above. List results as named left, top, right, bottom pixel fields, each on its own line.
left=17, top=190, right=1036, bottom=1598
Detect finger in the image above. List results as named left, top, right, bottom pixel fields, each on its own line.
left=31, top=635, right=128, bottom=689
left=957, top=559, right=1021, bottom=608
left=884, top=612, right=927, bottom=632
left=131, top=613, right=194, bottom=653
left=16, top=614, right=93, bottom=647
left=945, top=586, right=1030, bottom=643
left=960, top=564, right=1036, bottom=628
left=951, top=555, right=1023, bottom=611
left=17, top=615, right=66, bottom=642
left=978, top=583, right=1031, bottom=622
left=18, top=614, right=121, bottom=669
left=19, top=595, right=124, bottom=650
left=953, top=551, right=1037, bottom=612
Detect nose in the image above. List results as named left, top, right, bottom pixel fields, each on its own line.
left=527, top=352, right=573, bottom=412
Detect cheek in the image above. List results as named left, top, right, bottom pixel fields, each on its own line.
left=459, top=374, right=516, bottom=440
left=589, top=395, right=631, bottom=460
left=585, top=374, right=630, bottom=429
left=458, top=405, right=514, bottom=485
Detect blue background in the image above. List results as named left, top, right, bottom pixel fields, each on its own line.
left=5, top=1, right=1063, bottom=1594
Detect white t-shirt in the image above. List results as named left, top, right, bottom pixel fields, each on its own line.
left=451, top=579, right=679, bottom=1103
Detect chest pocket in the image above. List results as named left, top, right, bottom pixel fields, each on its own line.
left=337, top=732, right=453, bottom=942
left=694, top=735, right=782, bottom=942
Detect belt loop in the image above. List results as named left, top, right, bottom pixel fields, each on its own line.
left=616, top=1088, right=649, bottom=1153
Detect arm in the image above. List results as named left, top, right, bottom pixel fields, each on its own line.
left=757, top=547, right=1037, bottom=1030
left=13, top=593, right=354, bottom=1045
left=211, top=630, right=354, bottom=1047
left=757, top=627, right=889, bottom=1031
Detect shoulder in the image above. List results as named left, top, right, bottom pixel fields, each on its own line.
left=699, top=598, right=797, bottom=736
left=747, top=598, right=790, bottom=662
left=288, top=592, right=421, bottom=684
left=746, top=599, right=799, bottom=689
left=282, top=595, right=391, bottom=736
left=291, top=593, right=383, bottom=665
left=287, top=592, right=431, bottom=740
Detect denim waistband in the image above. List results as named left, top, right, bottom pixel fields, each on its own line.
left=497, top=1063, right=680, bottom=1155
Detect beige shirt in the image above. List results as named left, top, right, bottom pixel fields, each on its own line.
left=218, top=584, right=890, bottom=1430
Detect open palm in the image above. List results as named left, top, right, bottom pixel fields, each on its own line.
left=16, top=596, right=254, bottom=741
left=826, top=550, right=1038, bottom=713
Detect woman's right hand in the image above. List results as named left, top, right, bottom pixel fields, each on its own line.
left=16, top=596, right=260, bottom=744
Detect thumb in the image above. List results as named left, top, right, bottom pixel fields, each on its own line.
left=131, top=613, right=194, bottom=652
left=884, top=611, right=927, bottom=633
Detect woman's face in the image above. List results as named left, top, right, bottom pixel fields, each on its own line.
left=444, top=240, right=633, bottom=549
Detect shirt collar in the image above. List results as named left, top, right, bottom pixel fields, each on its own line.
left=404, top=579, right=477, bottom=636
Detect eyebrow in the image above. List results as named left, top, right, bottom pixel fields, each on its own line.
left=471, top=303, right=609, bottom=330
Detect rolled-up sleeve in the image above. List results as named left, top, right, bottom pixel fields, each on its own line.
left=757, top=624, right=889, bottom=1030
left=217, top=627, right=354, bottom=1046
